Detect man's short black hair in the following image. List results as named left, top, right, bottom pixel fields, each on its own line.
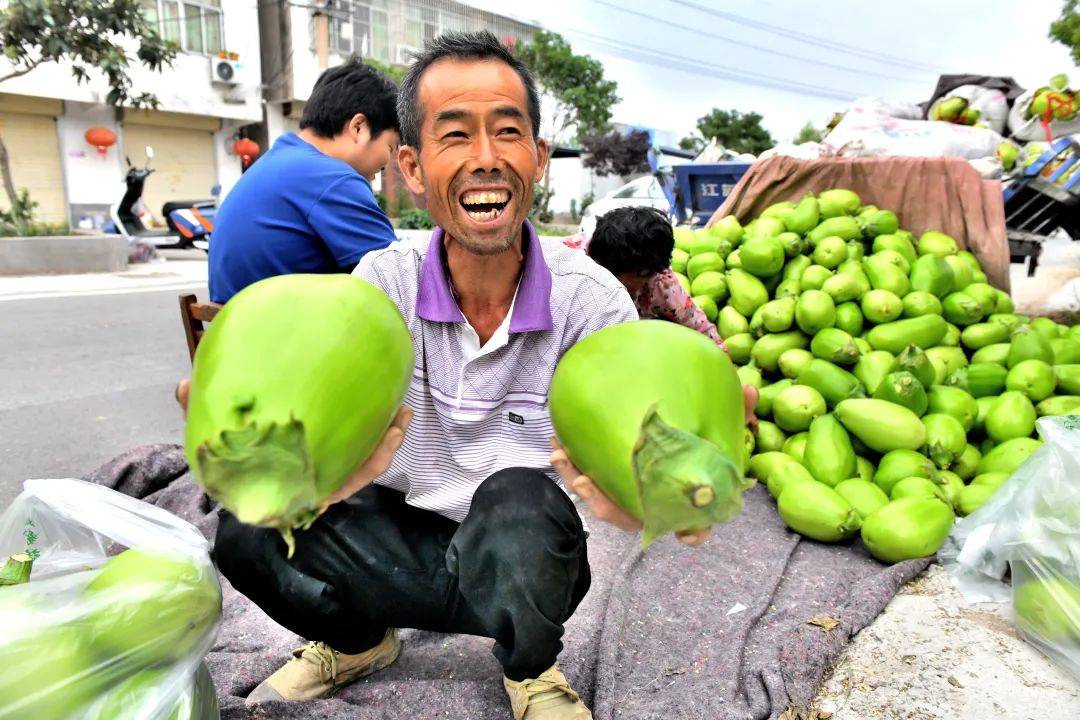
left=300, top=57, right=399, bottom=139
left=588, top=206, right=674, bottom=276
left=397, top=31, right=541, bottom=148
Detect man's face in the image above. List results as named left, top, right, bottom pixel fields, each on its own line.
left=398, top=58, right=549, bottom=255
left=355, top=128, right=400, bottom=182
left=616, top=270, right=652, bottom=299
left=343, top=116, right=399, bottom=182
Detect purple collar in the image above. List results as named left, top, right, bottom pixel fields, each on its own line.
left=416, top=221, right=554, bottom=333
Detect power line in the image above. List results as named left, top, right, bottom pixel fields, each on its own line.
left=554, top=24, right=865, bottom=102
left=664, top=0, right=940, bottom=73
left=589, top=0, right=930, bottom=85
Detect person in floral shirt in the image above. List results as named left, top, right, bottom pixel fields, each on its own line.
left=564, top=206, right=724, bottom=349
left=566, top=206, right=757, bottom=426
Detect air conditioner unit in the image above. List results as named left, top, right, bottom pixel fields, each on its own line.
left=397, top=45, right=419, bottom=65
left=211, top=58, right=242, bottom=86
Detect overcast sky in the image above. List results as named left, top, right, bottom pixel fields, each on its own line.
left=463, top=0, right=1077, bottom=144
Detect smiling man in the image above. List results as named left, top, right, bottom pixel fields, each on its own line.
left=213, top=32, right=717, bottom=720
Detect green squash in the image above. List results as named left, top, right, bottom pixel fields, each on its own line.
left=549, top=320, right=752, bottom=546
left=185, top=275, right=414, bottom=549
left=860, top=497, right=954, bottom=563
left=777, top=481, right=861, bottom=542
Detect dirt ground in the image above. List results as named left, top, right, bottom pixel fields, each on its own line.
left=810, top=564, right=1080, bottom=720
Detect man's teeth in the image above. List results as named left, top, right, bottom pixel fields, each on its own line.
left=466, top=207, right=501, bottom=222
left=462, top=190, right=510, bottom=206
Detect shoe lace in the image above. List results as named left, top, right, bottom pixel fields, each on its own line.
left=300, top=641, right=339, bottom=684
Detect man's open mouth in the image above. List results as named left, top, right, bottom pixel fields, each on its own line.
left=459, top=189, right=511, bottom=223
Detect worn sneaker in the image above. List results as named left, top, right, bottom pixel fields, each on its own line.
left=503, top=665, right=593, bottom=720
left=245, top=629, right=401, bottom=704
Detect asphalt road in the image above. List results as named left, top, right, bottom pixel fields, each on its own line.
left=0, top=287, right=198, bottom=509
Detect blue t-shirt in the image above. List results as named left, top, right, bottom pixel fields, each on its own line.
left=209, top=132, right=396, bottom=303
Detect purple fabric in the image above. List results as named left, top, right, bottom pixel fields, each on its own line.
left=414, top=223, right=555, bottom=333
left=84, top=445, right=929, bottom=720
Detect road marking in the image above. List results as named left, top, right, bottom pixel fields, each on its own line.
left=0, top=281, right=207, bottom=302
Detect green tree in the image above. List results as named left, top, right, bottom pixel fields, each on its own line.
left=0, top=0, right=176, bottom=211
left=1050, top=0, right=1080, bottom=64
left=582, top=129, right=651, bottom=177
left=516, top=31, right=619, bottom=217
left=795, top=122, right=824, bottom=144
left=366, top=58, right=406, bottom=85
left=516, top=30, right=619, bottom=143
left=679, top=108, right=775, bottom=156
left=679, top=135, right=706, bottom=153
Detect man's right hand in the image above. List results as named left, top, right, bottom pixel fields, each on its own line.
left=176, top=378, right=191, bottom=417
left=320, top=406, right=412, bottom=512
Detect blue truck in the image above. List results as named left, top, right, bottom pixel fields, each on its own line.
left=672, top=162, right=753, bottom=226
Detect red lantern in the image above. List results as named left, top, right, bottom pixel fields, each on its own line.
left=233, top=138, right=261, bottom=164
left=84, top=127, right=117, bottom=157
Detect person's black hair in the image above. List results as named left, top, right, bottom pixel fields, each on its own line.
left=397, top=31, right=541, bottom=148
left=299, top=57, right=399, bottom=139
left=588, top=206, right=674, bottom=276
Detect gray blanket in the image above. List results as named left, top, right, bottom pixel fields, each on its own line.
left=84, top=445, right=930, bottom=720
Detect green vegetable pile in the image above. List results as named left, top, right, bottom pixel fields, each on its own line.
left=0, top=548, right=221, bottom=719
left=671, top=189, right=1080, bottom=563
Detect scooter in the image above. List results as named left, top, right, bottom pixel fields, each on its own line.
left=110, top=146, right=213, bottom=251
left=165, top=187, right=220, bottom=252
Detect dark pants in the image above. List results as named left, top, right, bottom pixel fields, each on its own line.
left=214, top=468, right=591, bottom=681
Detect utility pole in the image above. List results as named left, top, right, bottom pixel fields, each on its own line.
left=313, top=0, right=331, bottom=70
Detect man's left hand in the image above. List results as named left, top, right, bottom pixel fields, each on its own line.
left=549, top=438, right=710, bottom=547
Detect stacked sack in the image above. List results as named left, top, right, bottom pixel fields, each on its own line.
left=671, top=189, right=1080, bottom=564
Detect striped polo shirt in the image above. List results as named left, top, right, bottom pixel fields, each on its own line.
left=354, top=221, right=638, bottom=523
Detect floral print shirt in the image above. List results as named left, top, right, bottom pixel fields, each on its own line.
left=563, top=232, right=727, bottom=351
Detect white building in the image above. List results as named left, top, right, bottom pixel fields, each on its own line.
left=0, top=0, right=263, bottom=227
left=256, top=0, right=539, bottom=152
left=0, top=0, right=686, bottom=229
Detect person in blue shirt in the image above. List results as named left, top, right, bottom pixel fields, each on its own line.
left=209, top=58, right=400, bottom=303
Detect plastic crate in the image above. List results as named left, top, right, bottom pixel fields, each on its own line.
left=673, top=162, right=752, bottom=226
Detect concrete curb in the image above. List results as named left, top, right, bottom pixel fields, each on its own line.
left=0, top=235, right=128, bottom=276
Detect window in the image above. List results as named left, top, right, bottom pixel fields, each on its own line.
left=422, top=8, right=438, bottom=44
left=440, top=9, right=468, bottom=35
left=404, top=6, right=439, bottom=48
left=144, top=0, right=223, bottom=55
left=160, top=1, right=182, bottom=46
left=404, top=6, right=423, bottom=49
left=351, top=1, right=390, bottom=62
left=142, top=0, right=159, bottom=26
left=370, top=7, right=389, bottom=61
left=330, top=0, right=352, bottom=54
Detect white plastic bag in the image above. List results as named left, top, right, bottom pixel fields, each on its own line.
left=943, top=416, right=1080, bottom=680
left=824, top=105, right=1005, bottom=160
left=847, top=96, right=923, bottom=120
left=1008, top=88, right=1080, bottom=142
left=0, top=479, right=222, bottom=719
left=758, top=141, right=836, bottom=161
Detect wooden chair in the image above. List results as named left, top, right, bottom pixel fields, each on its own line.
left=179, top=293, right=222, bottom=362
